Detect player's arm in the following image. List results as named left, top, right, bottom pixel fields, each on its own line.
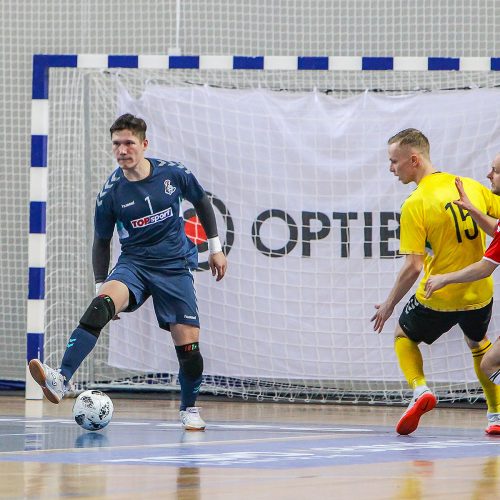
left=192, top=194, right=227, bottom=281
left=93, top=187, right=116, bottom=293
left=454, top=177, right=497, bottom=236
left=425, top=259, right=498, bottom=298
left=92, top=234, right=112, bottom=291
left=371, top=253, right=424, bottom=333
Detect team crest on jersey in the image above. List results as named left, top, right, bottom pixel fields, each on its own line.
left=164, top=179, right=176, bottom=195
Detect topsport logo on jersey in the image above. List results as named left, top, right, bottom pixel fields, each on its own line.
left=131, top=207, right=173, bottom=228
left=184, top=192, right=234, bottom=271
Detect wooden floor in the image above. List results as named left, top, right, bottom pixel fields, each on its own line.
left=0, top=394, right=499, bottom=499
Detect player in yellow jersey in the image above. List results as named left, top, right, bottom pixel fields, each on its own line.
left=425, top=154, right=500, bottom=434
left=371, top=128, right=500, bottom=435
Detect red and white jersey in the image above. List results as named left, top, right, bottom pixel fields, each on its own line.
left=484, top=221, right=500, bottom=264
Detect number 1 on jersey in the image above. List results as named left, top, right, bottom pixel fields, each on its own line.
left=145, top=196, right=153, bottom=214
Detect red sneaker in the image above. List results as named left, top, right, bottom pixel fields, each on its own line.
left=485, top=413, right=500, bottom=435
left=396, top=389, right=437, bottom=436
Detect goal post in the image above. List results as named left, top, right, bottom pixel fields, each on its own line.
left=27, top=53, right=500, bottom=404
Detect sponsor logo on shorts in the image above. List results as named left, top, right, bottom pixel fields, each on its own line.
left=121, top=201, right=135, bottom=208
left=131, top=207, right=173, bottom=228
left=184, top=314, right=197, bottom=320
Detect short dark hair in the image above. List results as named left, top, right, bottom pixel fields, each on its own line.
left=110, top=113, right=147, bottom=141
left=388, top=128, right=430, bottom=157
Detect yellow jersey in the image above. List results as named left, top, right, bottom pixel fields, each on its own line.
left=400, top=172, right=500, bottom=311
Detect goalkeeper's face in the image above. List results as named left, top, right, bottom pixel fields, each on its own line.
left=111, top=129, right=148, bottom=171
left=388, top=143, right=417, bottom=185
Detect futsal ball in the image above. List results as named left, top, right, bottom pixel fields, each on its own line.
left=72, top=390, right=113, bottom=431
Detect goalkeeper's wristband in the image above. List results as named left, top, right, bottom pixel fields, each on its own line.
left=208, top=237, right=222, bottom=254
left=95, top=282, right=103, bottom=295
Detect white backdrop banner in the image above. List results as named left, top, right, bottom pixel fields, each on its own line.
left=108, top=85, right=500, bottom=383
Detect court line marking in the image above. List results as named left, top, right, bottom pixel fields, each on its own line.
left=103, top=439, right=500, bottom=465
left=0, top=432, right=375, bottom=457
left=1, top=417, right=375, bottom=432
left=0, top=433, right=50, bottom=437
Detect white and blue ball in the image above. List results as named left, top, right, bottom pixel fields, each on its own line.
left=72, top=390, right=113, bottom=431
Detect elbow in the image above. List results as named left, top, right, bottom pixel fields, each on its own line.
left=408, top=262, right=423, bottom=280
left=479, top=262, right=496, bottom=280
left=412, top=267, right=423, bottom=281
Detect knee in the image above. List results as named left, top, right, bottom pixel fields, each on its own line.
left=394, top=325, right=410, bottom=343
left=175, top=343, right=204, bottom=379
left=79, top=295, right=115, bottom=338
left=464, top=335, right=482, bottom=350
left=394, top=332, right=412, bottom=346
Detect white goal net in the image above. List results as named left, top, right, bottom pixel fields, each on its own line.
left=44, top=67, right=500, bottom=403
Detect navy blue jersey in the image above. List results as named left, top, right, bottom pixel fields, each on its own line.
left=94, top=158, right=205, bottom=267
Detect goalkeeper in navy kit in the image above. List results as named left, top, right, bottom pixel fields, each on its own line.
left=29, top=113, right=227, bottom=430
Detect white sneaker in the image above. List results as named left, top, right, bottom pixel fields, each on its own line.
left=486, top=412, right=500, bottom=435
left=28, top=359, right=67, bottom=404
left=180, top=407, right=206, bottom=431
left=396, top=386, right=436, bottom=435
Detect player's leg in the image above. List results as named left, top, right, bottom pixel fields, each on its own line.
left=29, top=278, right=133, bottom=403
left=171, top=323, right=205, bottom=430
left=465, top=336, right=500, bottom=435
left=394, top=327, right=437, bottom=435
left=150, top=267, right=205, bottom=430
left=460, top=302, right=500, bottom=435
left=482, top=337, right=500, bottom=384
left=394, top=296, right=446, bottom=435
left=59, top=280, right=128, bottom=379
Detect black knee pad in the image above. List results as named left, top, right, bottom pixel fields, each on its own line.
left=175, top=343, right=204, bottom=379
left=79, top=295, right=115, bottom=338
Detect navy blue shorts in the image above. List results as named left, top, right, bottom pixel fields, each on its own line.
left=105, top=257, right=199, bottom=330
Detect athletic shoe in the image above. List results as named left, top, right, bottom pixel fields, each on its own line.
left=485, top=412, right=500, bottom=435
left=396, top=386, right=437, bottom=435
left=28, top=359, right=67, bottom=404
left=180, top=407, right=206, bottom=431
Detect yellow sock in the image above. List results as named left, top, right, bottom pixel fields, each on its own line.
left=471, top=339, right=500, bottom=413
left=394, top=336, right=427, bottom=389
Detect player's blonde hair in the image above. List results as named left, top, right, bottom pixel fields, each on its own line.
left=388, top=128, right=430, bottom=158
